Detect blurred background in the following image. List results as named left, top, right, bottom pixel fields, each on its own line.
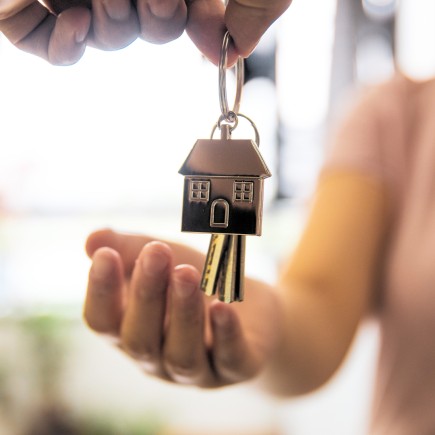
left=0, top=0, right=433, bottom=433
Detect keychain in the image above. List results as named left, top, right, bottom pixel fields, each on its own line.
left=179, top=31, right=271, bottom=302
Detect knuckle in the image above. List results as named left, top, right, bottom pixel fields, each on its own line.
left=132, top=283, right=157, bottom=302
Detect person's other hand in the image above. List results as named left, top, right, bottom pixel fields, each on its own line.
left=84, top=229, right=282, bottom=387
left=0, top=0, right=292, bottom=65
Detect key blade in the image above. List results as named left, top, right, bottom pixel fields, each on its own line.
left=201, top=234, right=229, bottom=296
left=219, top=235, right=238, bottom=303
left=234, top=235, right=245, bottom=302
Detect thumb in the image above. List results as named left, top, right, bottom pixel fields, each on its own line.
left=225, top=0, right=292, bottom=57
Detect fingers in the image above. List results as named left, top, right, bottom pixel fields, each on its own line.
left=86, top=228, right=206, bottom=274
left=47, top=7, right=91, bottom=64
left=1, top=0, right=291, bottom=66
left=84, top=237, right=263, bottom=387
left=86, top=229, right=155, bottom=276
left=120, top=242, right=172, bottom=375
left=136, top=0, right=187, bottom=44
left=210, top=301, right=261, bottom=383
left=185, top=0, right=228, bottom=65
left=0, top=2, right=91, bottom=65
left=0, top=0, right=34, bottom=19
left=0, top=2, right=49, bottom=44
left=163, top=265, right=211, bottom=385
left=0, top=0, right=186, bottom=64
left=84, top=247, right=124, bottom=338
left=225, top=0, right=292, bottom=57
left=89, top=0, right=139, bottom=50
left=186, top=0, right=292, bottom=64
left=118, top=245, right=213, bottom=386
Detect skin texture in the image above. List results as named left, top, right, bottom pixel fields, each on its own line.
left=0, top=0, right=292, bottom=65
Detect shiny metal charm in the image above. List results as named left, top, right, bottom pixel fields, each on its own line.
left=179, top=126, right=270, bottom=236
left=179, top=32, right=271, bottom=302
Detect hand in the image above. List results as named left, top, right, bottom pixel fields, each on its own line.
left=84, top=229, right=282, bottom=388
left=0, top=0, right=292, bottom=65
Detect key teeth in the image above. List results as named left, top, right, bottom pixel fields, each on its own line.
left=200, top=233, right=246, bottom=303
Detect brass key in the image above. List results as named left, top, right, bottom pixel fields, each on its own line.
left=220, top=234, right=245, bottom=303
left=201, top=233, right=229, bottom=297
left=200, top=233, right=245, bottom=303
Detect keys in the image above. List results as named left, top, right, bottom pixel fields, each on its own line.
left=178, top=32, right=271, bottom=302
left=222, top=234, right=245, bottom=303
left=201, top=234, right=245, bottom=302
left=201, top=234, right=228, bottom=297
left=179, top=121, right=270, bottom=303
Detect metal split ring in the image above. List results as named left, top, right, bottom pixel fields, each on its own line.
left=219, top=31, right=244, bottom=120
left=211, top=113, right=261, bottom=147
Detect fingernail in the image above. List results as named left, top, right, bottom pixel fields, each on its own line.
left=103, top=0, right=130, bottom=21
left=214, top=307, right=230, bottom=327
left=148, top=0, right=179, bottom=19
left=75, top=28, right=87, bottom=44
left=142, top=243, right=169, bottom=276
left=91, top=252, right=113, bottom=280
left=173, top=267, right=197, bottom=298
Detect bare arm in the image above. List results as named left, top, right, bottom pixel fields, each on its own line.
left=264, top=171, right=389, bottom=395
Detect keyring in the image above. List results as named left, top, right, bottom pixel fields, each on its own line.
left=210, top=113, right=261, bottom=147
left=219, top=31, right=244, bottom=121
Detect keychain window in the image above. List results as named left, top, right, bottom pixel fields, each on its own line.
left=233, top=181, right=254, bottom=203
left=189, top=180, right=210, bottom=202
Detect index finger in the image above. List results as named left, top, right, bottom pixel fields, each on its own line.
left=185, top=0, right=292, bottom=65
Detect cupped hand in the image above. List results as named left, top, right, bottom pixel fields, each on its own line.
left=0, top=0, right=292, bottom=65
left=84, top=229, right=282, bottom=388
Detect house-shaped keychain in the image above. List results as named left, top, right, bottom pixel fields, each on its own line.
left=179, top=137, right=271, bottom=236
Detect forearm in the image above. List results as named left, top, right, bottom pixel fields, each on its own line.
left=257, top=171, right=389, bottom=396
left=261, top=283, right=361, bottom=396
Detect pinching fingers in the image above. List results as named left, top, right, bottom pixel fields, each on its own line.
left=89, top=0, right=139, bottom=50
left=47, top=7, right=91, bottom=64
left=136, top=0, right=187, bottom=44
